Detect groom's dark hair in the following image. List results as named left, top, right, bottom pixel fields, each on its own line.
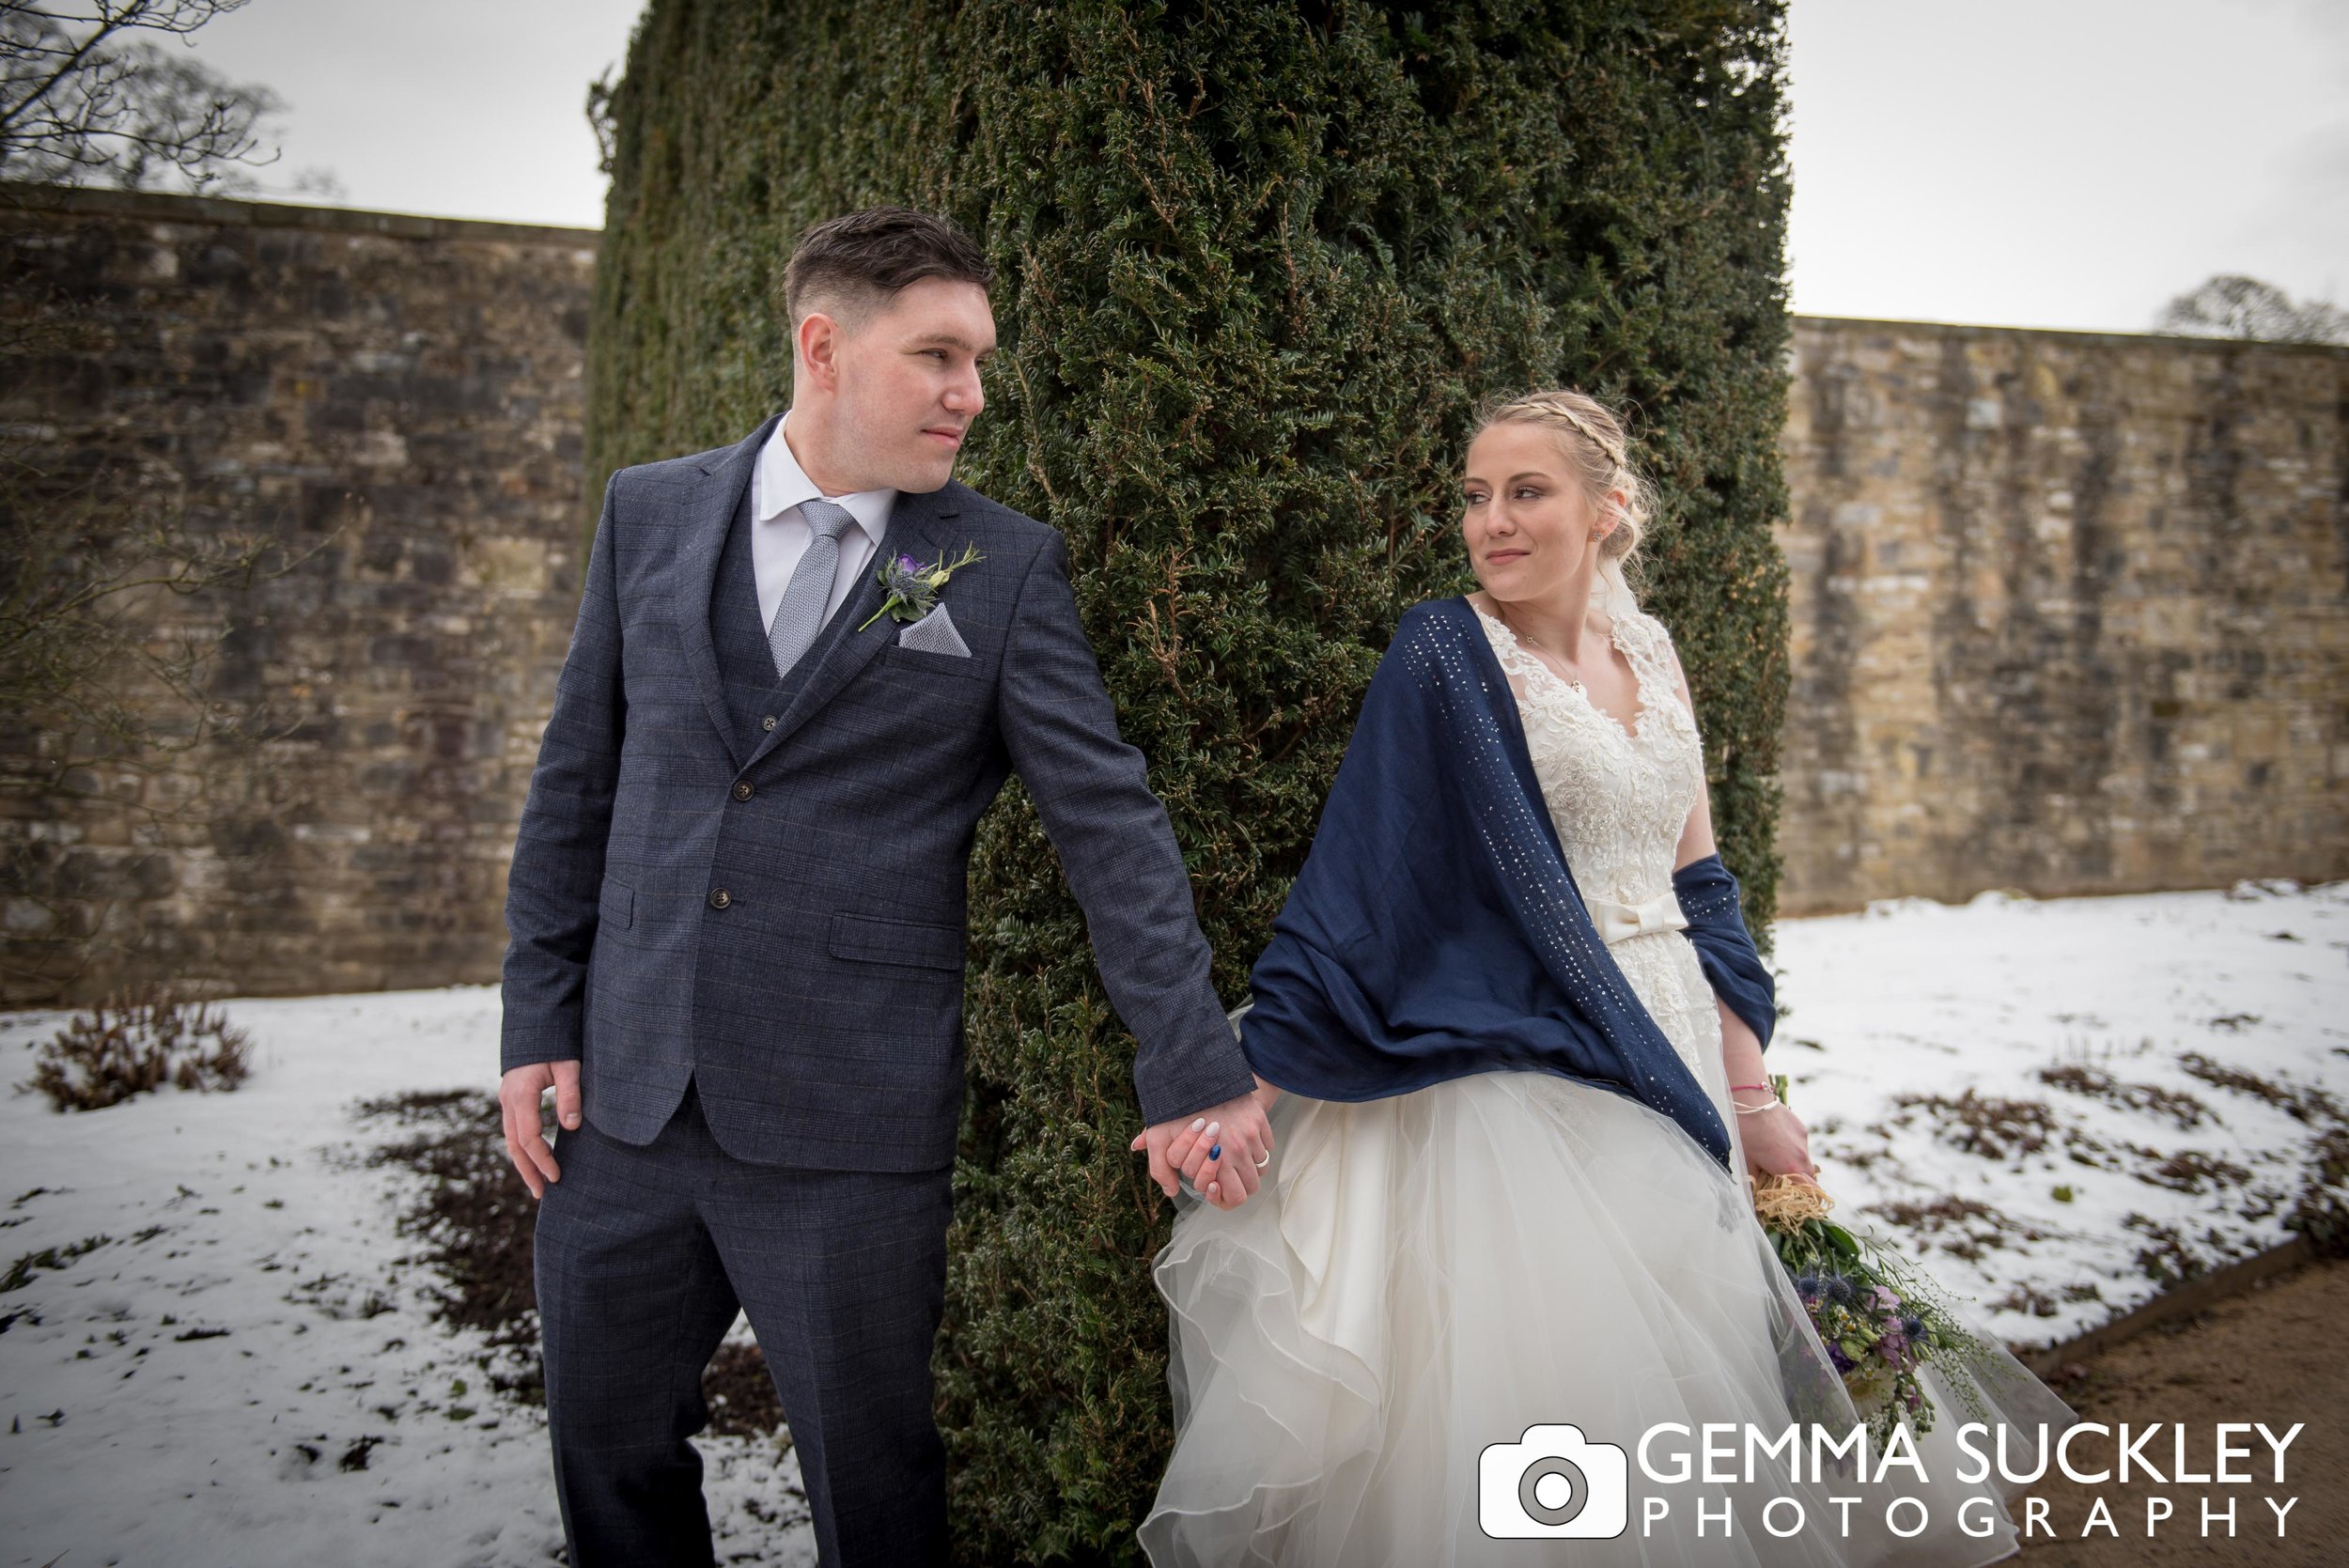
left=783, top=207, right=993, bottom=330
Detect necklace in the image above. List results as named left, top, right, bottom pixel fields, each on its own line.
left=1495, top=604, right=1586, bottom=694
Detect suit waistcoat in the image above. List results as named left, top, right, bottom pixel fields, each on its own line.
left=708, top=474, right=866, bottom=755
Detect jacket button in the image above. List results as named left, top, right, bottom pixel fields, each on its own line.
left=708, top=887, right=731, bottom=908
left=731, top=780, right=754, bottom=800
left=760, top=714, right=778, bottom=731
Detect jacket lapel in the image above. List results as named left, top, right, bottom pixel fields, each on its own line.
left=677, top=413, right=782, bottom=770
left=738, top=480, right=964, bottom=773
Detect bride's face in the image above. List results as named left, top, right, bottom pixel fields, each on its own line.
left=1460, top=422, right=1609, bottom=604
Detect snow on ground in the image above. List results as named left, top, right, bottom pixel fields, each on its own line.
left=0, top=878, right=2341, bottom=1565
left=0, top=986, right=807, bottom=1568
left=1773, top=877, right=2349, bottom=1350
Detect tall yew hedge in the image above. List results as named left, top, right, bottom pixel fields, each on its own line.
left=588, top=2, right=1794, bottom=1560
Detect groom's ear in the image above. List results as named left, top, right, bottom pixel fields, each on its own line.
left=795, top=308, right=849, bottom=394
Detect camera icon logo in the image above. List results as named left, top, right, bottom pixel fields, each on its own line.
left=1478, top=1423, right=1629, bottom=1538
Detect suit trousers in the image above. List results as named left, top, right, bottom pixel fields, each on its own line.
left=534, top=1078, right=955, bottom=1567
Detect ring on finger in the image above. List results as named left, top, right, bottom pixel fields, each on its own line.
left=1252, top=1148, right=1270, bottom=1168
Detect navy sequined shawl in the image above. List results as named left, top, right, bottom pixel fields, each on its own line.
left=1238, top=595, right=1776, bottom=1172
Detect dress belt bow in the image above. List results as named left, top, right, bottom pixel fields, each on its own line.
left=1585, top=889, right=1688, bottom=945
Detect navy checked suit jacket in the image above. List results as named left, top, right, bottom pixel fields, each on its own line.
left=500, top=413, right=1259, bottom=1172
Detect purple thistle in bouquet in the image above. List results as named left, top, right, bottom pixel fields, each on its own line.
left=1749, top=1073, right=2006, bottom=1447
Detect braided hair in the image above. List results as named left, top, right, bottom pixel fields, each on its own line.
left=1470, top=389, right=1655, bottom=614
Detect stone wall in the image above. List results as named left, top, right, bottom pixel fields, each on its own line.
left=3, top=186, right=2342, bottom=1001
left=0, top=184, right=598, bottom=1005
left=1775, top=318, right=2348, bottom=913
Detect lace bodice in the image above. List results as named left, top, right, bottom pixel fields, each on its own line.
left=1471, top=600, right=1704, bottom=909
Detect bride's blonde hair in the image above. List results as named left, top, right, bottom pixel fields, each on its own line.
left=1470, top=389, right=1655, bottom=615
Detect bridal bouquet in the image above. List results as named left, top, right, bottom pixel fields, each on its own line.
left=1746, top=1074, right=2004, bottom=1446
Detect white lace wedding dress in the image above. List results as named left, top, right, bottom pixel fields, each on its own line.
left=1139, top=599, right=2077, bottom=1567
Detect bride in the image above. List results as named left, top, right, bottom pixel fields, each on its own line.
left=1134, top=391, right=2078, bottom=1566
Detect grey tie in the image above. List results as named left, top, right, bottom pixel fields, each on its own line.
left=767, top=497, right=859, bottom=681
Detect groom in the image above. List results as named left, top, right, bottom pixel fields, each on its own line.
left=497, top=207, right=1273, bottom=1567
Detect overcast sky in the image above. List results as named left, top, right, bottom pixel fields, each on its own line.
left=181, top=0, right=2345, bottom=335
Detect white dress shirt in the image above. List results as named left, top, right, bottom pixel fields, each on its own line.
left=750, top=413, right=897, bottom=637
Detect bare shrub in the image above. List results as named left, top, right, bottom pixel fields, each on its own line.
left=1886, top=1089, right=2060, bottom=1161
left=1863, top=1193, right=2047, bottom=1263
left=2037, top=1063, right=2215, bottom=1129
left=21, top=986, right=248, bottom=1110
left=2287, top=1126, right=2349, bottom=1260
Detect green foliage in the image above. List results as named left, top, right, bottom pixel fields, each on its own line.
left=591, top=1, right=1793, bottom=1559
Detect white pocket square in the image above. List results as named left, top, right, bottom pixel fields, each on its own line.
left=896, top=602, right=972, bottom=657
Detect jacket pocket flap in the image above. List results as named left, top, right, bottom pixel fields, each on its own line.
left=828, top=911, right=963, bottom=970
left=599, top=875, right=634, bottom=931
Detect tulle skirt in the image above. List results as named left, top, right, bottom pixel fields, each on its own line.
left=1138, top=1063, right=2079, bottom=1566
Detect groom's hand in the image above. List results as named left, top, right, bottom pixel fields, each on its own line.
left=1130, top=1084, right=1275, bottom=1210
left=501, top=1059, right=583, bottom=1200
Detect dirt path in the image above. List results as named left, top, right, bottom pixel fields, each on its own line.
left=2015, top=1257, right=2344, bottom=1565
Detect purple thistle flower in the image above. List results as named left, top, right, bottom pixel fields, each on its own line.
left=859, top=539, right=985, bottom=632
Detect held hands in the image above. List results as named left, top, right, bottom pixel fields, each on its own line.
left=1131, top=1075, right=1283, bottom=1210
left=500, top=1059, right=583, bottom=1200
left=1733, top=1085, right=1819, bottom=1183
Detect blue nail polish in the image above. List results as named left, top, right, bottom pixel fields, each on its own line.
left=1207, top=1142, right=1221, bottom=1160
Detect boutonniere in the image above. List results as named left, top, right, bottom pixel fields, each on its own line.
left=858, top=542, right=984, bottom=630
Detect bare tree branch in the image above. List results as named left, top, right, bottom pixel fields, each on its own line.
left=0, top=0, right=318, bottom=195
